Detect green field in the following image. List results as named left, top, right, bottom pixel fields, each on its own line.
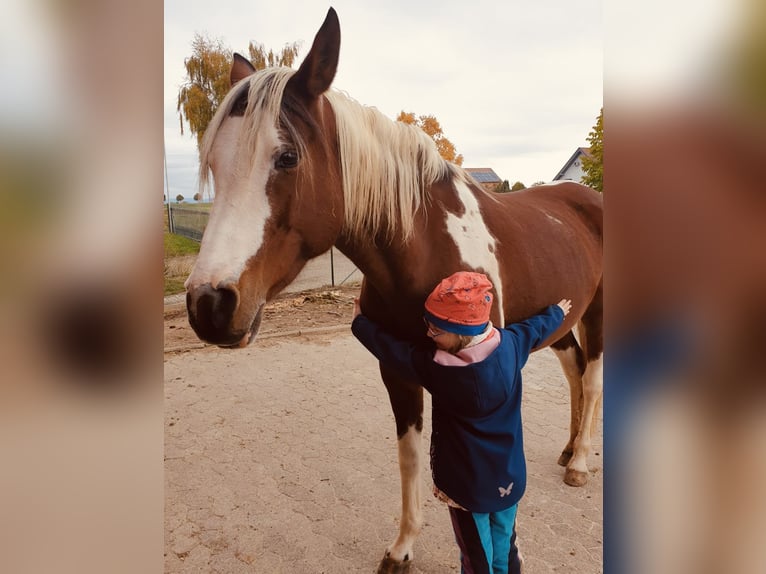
left=168, top=202, right=213, bottom=211
left=164, top=232, right=200, bottom=296
left=164, top=231, right=200, bottom=258
left=164, top=203, right=202, bottom=296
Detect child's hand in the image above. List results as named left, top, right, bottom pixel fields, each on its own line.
left=557, top=299, right=572, bottom=316
left=353, top=298, right=362, bottom=320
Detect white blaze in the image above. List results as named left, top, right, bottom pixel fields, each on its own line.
left=186, top=117, right=279, bottom=289
left=445, top=179, right=505, bottom=326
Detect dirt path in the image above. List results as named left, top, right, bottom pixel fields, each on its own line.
left=164, top=298, right=602, bottom=573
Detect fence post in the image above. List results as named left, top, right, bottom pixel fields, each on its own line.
left=330, top=247, right=335, bottom=286
left=168, top=204, right=174, bottom=234
left=164, top=144, right=174, bottom=234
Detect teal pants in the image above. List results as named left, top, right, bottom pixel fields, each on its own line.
left=448, top=503, right=521, bottom=574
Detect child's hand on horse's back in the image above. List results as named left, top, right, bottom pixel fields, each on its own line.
left=353, top=298, right=362, bottom=320
left=557, top=299, right=572, bottom=316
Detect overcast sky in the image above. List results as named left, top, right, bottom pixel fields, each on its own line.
left=164, top=0, right=603, bottom=198
left=1, top=0, right=742, bottom=201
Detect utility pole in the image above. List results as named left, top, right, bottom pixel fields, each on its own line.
left=164, top=141, right=174, bottom=233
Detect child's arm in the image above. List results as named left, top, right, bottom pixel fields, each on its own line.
left=351, top=299, right=421, bottom=380
left=504, top=299, right=571, bottom=363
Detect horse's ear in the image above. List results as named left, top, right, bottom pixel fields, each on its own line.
left=290, top=7, right=340, bottom=100
left=230, top=53, right=256, bottom=86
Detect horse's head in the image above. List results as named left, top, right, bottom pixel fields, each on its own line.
left=185, top=9, right=343, bottom=347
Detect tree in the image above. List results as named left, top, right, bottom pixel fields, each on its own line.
left=193, top=193, right=201, bottom=202
left=494, top=180, right=511, bottom=193
left=396, top=111, right=464, bottom=165
left=177, top=34, right=232, bottom=149
left=175, top=194, right=184, bottom=203
left=511, top=181, right=526, bottom=191
left=247, top=41, right=300, bottom=70
left=581, top=108, right=603, bottom=192
left=177, top=35, right=301, bottom=149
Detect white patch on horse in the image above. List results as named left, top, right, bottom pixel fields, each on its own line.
left=545, top=213, right=564, bottom=225
left=387, top=424, right=423, bottom=562
left=569, top=353, right=603, bottom=474
left=186, top=117, right=280, bottom=290
left=445, top=178, right=505, bottom=327
left=551, top=346, right=580, bottom=382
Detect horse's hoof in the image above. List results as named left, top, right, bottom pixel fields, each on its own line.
left=376, top=552, right=411, bottom=574
left=564, top=468, right=588, bottom=487
left=557, top=450, right=573, bottom=467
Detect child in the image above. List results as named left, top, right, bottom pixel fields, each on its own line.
left=351, top=271, right=571, bottom=574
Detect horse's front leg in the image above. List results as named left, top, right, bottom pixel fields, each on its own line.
left=378, top=364, right=424, bottom=574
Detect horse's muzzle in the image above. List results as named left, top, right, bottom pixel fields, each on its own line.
left=186, top=283, right=247, bottom=347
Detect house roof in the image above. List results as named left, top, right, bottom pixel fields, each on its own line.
left=465, top=167, right=502, bottom=184
left=553, top=147, right=591, bottom=180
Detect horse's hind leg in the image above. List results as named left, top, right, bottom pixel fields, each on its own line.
left=550, top=331, right=586, bottom=470
left=572, top=282, right=604, bottom=485
left=552, top=283, right=604, bottom=487
left=566, top=344, right=603, bottom=486
left=377, top=365, right=424, bottom=574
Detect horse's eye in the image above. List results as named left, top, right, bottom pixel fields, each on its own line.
left=275, top=150, right=299, bottom=169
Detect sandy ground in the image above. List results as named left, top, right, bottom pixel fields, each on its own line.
left=164, top=273, right=602, bottom=573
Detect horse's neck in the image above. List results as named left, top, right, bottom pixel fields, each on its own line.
left=335, top=182, right=457, bottom=299
left=327, top=95, right=452, bottom=288
left=335, top=232, right=422, bottom=297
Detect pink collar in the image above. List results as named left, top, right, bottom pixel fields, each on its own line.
left=433, top=328, right=501, bottom=366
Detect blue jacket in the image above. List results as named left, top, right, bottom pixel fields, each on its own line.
left=351, top=305, right=564, bottom=513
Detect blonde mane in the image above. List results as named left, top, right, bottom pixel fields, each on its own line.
left=199, top=67, right=452, bottom=239
left=325, top=91, right=451, bottom=240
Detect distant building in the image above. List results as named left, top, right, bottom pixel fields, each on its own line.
left=553, top=147, right=591, bottom=183
left=465, top=167, right=502, bottom=192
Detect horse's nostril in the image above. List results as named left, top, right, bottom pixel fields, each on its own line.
left=209, top=286, right=237, bottom=329
left=193, top=285, right=237, bottom=326
left=187, top=283, right=240, bottom=343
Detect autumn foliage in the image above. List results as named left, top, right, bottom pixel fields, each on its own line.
left=396, top=111, right=464, bottom=166
left=581, top=108, right=603, bottom=192
left=177, top=35, right=300, bottom=149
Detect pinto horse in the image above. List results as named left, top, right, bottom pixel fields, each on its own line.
left=185, top=8, right=603, bottom=573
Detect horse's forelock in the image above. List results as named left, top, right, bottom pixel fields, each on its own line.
left=198, top=68, right=300, bottom=196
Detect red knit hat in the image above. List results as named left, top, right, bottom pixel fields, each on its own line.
left=424, top=271, right=494, bottom=335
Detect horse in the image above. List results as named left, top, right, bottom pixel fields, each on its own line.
left=184, top=8, right=603, bottom=573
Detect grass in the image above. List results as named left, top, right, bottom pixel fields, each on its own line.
left=164, top=230, right=200, bottom=296
left=164, top=231, right=200, bottom=258
left=164, top=277, right=188, bottom=297
left=163, top=205, right=209, bottom=296
left=170, top=202, right=213, bottom=211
